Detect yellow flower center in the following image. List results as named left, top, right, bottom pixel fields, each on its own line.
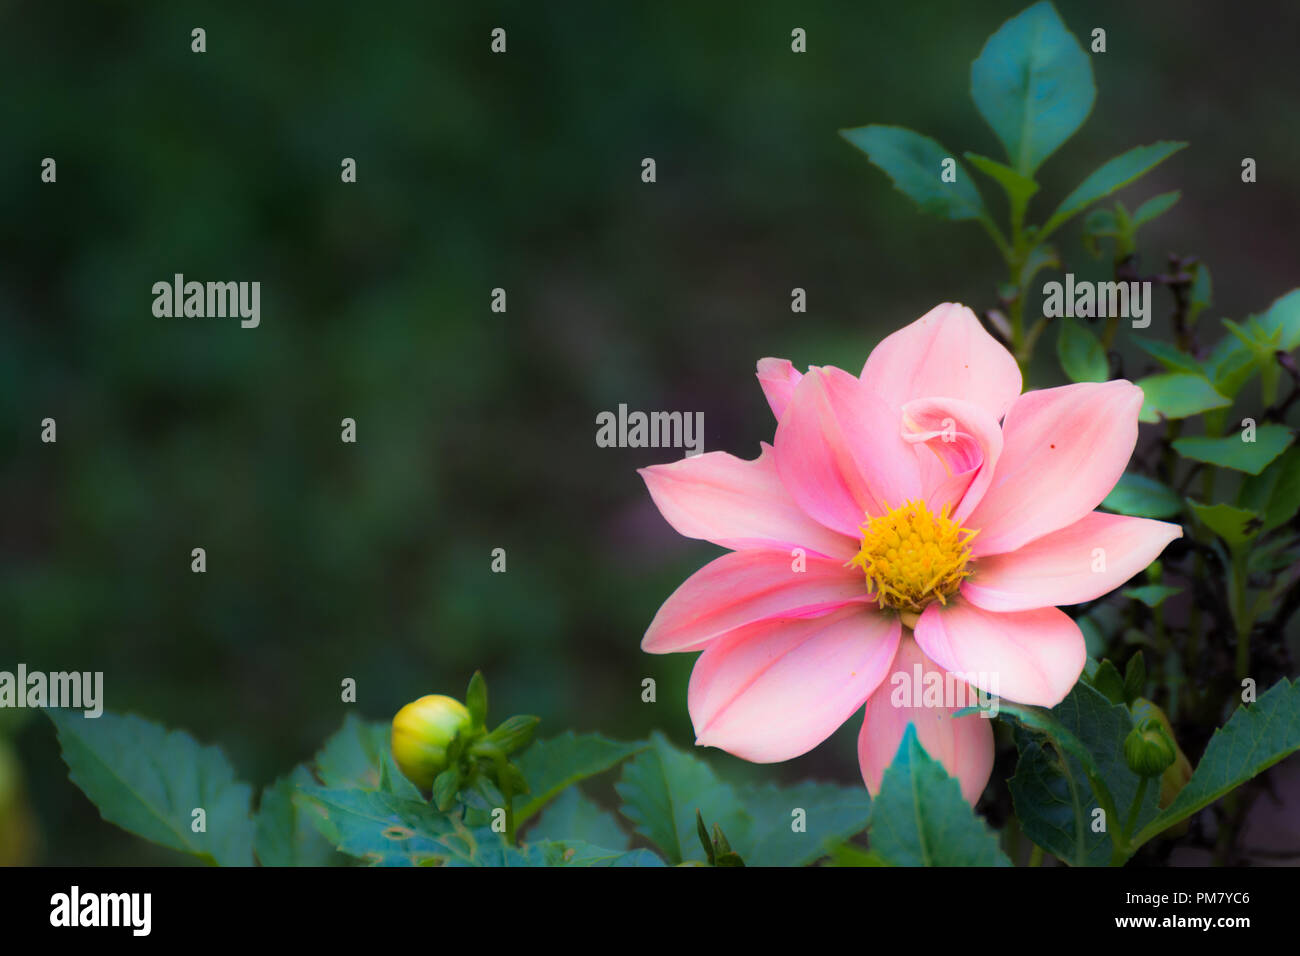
left=850, top=499, right=977, bottom=616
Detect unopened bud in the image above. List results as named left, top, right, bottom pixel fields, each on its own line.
left=391, top=695, right=472, bottom=790
left=1124, top=718, right=1177, bottom=777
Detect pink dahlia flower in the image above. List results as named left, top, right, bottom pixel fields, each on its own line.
left=639, top=303, right=1182, bottom=804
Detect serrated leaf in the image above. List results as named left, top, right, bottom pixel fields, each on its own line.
left=841, top=125, right=986, bottom=221
left=1134, top=679, right=1300, bottom=847
left=731, top=781, right=871, bottom=867
left=1057, top=317, right=1109, bottom=382
left=1101, top=473, right=1184, bottom=519
left=1188, top=500, right=1261, bottom=549
left=614, top=732, right=746, bottom=865
left=533, top=840, right=666, bottom=867
left=299, top=786, right=470, bottom=866
left=970, top=1, right=1094, bottom=175
left=1172, top=425, right=1294, bottom=475
left=524, top=787, right=629, bottom=850
left=1135, top=373, right=1230, bottom=423
left=313, top=713, right=419, bottom=799
left=1004, top=683, right=1158, bottom=866
left=48, top=709, right=254, bottom=866
left=1042, top=142, right=1187, bottom=237
left=867, top=725, right=1010, bottom=866
left=513, top=731, right=644, bottom=824
left=254, top=767, right=344, bottom=866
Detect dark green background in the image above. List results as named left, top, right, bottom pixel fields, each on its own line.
left=3, top=0, right=1297, bottom=863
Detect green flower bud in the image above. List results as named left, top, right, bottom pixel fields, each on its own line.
left=1124, top=718, right=1177, bottom=777
left=391, top=695, right=472, bottom=790
left=1132, top=697, right=1193, bottom=809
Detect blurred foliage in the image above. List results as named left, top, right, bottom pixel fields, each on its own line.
left=2, top=0, right=1300, bottom=862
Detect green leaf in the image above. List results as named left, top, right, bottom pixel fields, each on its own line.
left=1134, top=679, right=1300, bottom=847
left=1204, top=335, right=1257, bottom=400
left=532, top=840, right=665, bottom=867
left=1056, top=317, right=1109, bottom=382
left=1042, top=142, right=1187, bottom=238
left=1101, top=473, right=1183, bottom=519
left=1135, top=373, right=1231, bottom=423
left=1189, top=262, right=1213, bottom=323
left=614, top=732, right=746, bottom=865
left=524, top=787, right=629, bottom=850
left=314, top=714, right=406, bottom=792
left=1123, top=652, right=1147, bottom=704
left=867, top=725, right=1010, bottom=866
left=970, top=1, right=1095, bottom=175
left=254, top=767, right=344, bottom=866
left=513, top=732, right=644, bottom=824
left=1237, top=448, right=1300, bottom=533
left=1258, top=288, right=1300, bottom=351
left=841, top=125, right=986, bottom=221
left=1004, top=683, right=1157, bottom=866
left=1122, top=585, right=1183, bottom=608
left=964, top=151, right=1039, bottom=204
left=300, top=785, right=472, bottom=866
left=1132, top=338, right=1203, bottom=375
left=1172, top=424, right=1294, bottom=475
left=1086, top=659, right=1127, bottom=705
left=465, top=671, right=488, bottom=729
left=1188, top=500, right=1261, bottom=549
left=1131, top=190, right=1181, bottom=228
left=731, top=781, right=872, bottom=867
left=825, top=844, right=891, bottom=866
left=48, top=709, right=254, bottom=866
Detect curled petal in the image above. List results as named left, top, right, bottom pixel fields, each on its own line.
left=900, top=396, right=1003, bottom=519
left=756, top=357, right=803, bottom=421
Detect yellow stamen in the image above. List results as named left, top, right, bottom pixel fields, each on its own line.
left=849, top=499, right=978, bottom=615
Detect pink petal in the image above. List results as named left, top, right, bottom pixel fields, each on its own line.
left=639, top=443, right=857, bottom=560
left=756, top=357, right=803, bottom=421
left=689, top=607, right=901, bottom=762
left=774, top=365, right=921, bottom=538
left=899, top=396, right=1003, bottom=519
left=914, top=598, right=1086, bottom=707
left=642, top=549, right=869, bottom=654
left=861, top=303, right=1022, bottom=421
left=966, top=381, right=1144, bottom=557
left=964, top=511, right=1184, bottom=612
left=858, top=635, right=995, bottom=805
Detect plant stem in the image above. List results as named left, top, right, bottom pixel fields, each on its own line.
left=1123, top=776, right=1150, bottom=843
